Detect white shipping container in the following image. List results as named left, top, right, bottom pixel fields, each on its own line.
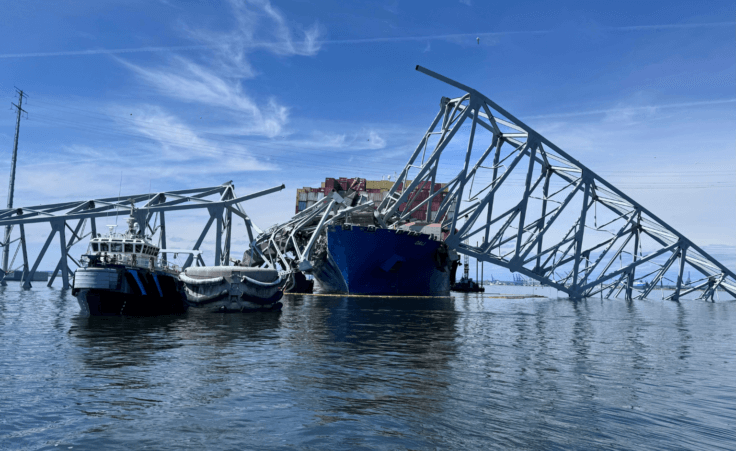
left=299, top=193, right=307, bottom=201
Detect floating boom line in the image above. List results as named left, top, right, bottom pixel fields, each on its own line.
left=377, top=66, right=735, bottom=301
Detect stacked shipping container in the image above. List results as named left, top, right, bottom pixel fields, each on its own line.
left=295, top=177, right=454, bottom=222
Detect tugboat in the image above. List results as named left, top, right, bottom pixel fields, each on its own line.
left=72, top=209, right=188, bottom=317
left=451, top=252, right=485, bottom=293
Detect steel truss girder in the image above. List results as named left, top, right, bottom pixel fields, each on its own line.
left=249, top=191, right=375, bottom=275
left=0, top=182, right=284, bottom=287
left=378, top=66, right=736, bottom=301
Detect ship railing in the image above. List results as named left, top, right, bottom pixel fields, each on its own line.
left=81, top=252, right=181, bottom=274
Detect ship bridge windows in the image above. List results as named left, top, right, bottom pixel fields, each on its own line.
left=91, top=243, right=99, bottom=252
left=135, top=244, right=142, bottom=253
left=111, top=242, right=123, bottom=253
left=125, top=244, right=133, bottom=253
left=100, top=243, right=109, bottom=252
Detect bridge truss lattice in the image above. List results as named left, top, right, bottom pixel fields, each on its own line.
left=0, top=182, right=283, bottom=289
left=376, top=66, right=735, bottom=301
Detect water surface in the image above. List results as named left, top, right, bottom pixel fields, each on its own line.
left=1, top=285, right=734, bottom=450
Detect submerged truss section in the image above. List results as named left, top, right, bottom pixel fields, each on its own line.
left=0, top=182, right=284, bottom=288
left=377, top=66, right=735, bottom=301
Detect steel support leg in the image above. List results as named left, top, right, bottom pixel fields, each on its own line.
left=27, top=226, right=59, bottom=289
left=672, top=246, right=688, bottom=301
left=485, top=139, right=503, bottom=244
left=49, top=219, right=85, bottom=287
left=571, top=180, right=590, bottom=292
left=19, top=224, right=29, bottom=288
left=513, top=145, right=538, bottom=264
left=535, top=168, right=552, bottom=272
left=183, top=214, right=216, bottom=269
left=57, top=222, right=70, bottom=288
left=626, top=212, right=641, bottom=301
left=223, top=208, right=232, bottom=266
left=159, top=211, right=167, bottom=265
left=214, top=210, right=222, bottom=266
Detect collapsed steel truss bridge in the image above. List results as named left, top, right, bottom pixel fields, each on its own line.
left=0, top=182, right=283, bottom=288
left=242, top=67, right=734, bottom=301
left=4, top=68, right=731, bottom=302
left=374, top=66, right=735, bottom=301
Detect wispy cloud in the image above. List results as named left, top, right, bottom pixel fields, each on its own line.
left=615, top=21, right=734, bottom=31
left=116, top=0, right=322, bottom=139
left=525, top=98, right=736, bottom=120
left=118, top=57, right=288, bottom=136
left=0, top=20, right=730, bottom=59
left=0, top=45, right=214, bottom=59
left=116, top=106, right=277, bottom=171
left=262, top=128, right=388, bottom=151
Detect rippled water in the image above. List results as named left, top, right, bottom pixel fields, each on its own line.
left=1, top=285, right=734, bottom=450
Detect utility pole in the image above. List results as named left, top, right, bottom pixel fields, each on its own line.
left=3, top=89, right=27, bottom=278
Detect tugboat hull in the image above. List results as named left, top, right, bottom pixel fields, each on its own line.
left=76, top=289, right=188, bottom=317
left=73, top=267, right=188, bottom=317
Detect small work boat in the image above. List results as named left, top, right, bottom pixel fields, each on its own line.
left=180, top=266, right=283, bottom=312
left=72, top=210, right=188, bottom=317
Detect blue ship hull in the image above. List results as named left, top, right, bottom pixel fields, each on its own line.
left=312, top=225, right=451, bottom=296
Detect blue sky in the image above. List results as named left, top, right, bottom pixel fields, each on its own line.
left=0, top=0, right=734, bottom=273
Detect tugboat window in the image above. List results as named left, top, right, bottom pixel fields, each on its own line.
left=111, top=242, right=123, bottom=252
left=135, top=244, right=142, bottom=253
left=125, top=244, right=133, bottom=252
left=100, top=243, right=109, bottom=252
left=91, top=243, right=98, bottom=252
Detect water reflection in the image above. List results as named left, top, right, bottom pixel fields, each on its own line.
left=676, top=301, right=691, bottom=361
left=1, top=286, right=735, bottom=450
left=69, top=314, right=189, bottom=371
left=280, top=294, right=459, bottom=431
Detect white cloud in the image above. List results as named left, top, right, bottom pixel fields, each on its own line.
left=269, top=128, right=388, bottom=151
left=119, top=0, right=323, bottom=138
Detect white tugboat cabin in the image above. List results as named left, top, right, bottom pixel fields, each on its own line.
left=85, top=214, right=173, bottom=273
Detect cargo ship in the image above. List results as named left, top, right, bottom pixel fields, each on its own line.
left=248, top=176, right=459, bottom=296
left=309, top=223, right=454, bottom=296
left=301, top=178, right=458, bottom=295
